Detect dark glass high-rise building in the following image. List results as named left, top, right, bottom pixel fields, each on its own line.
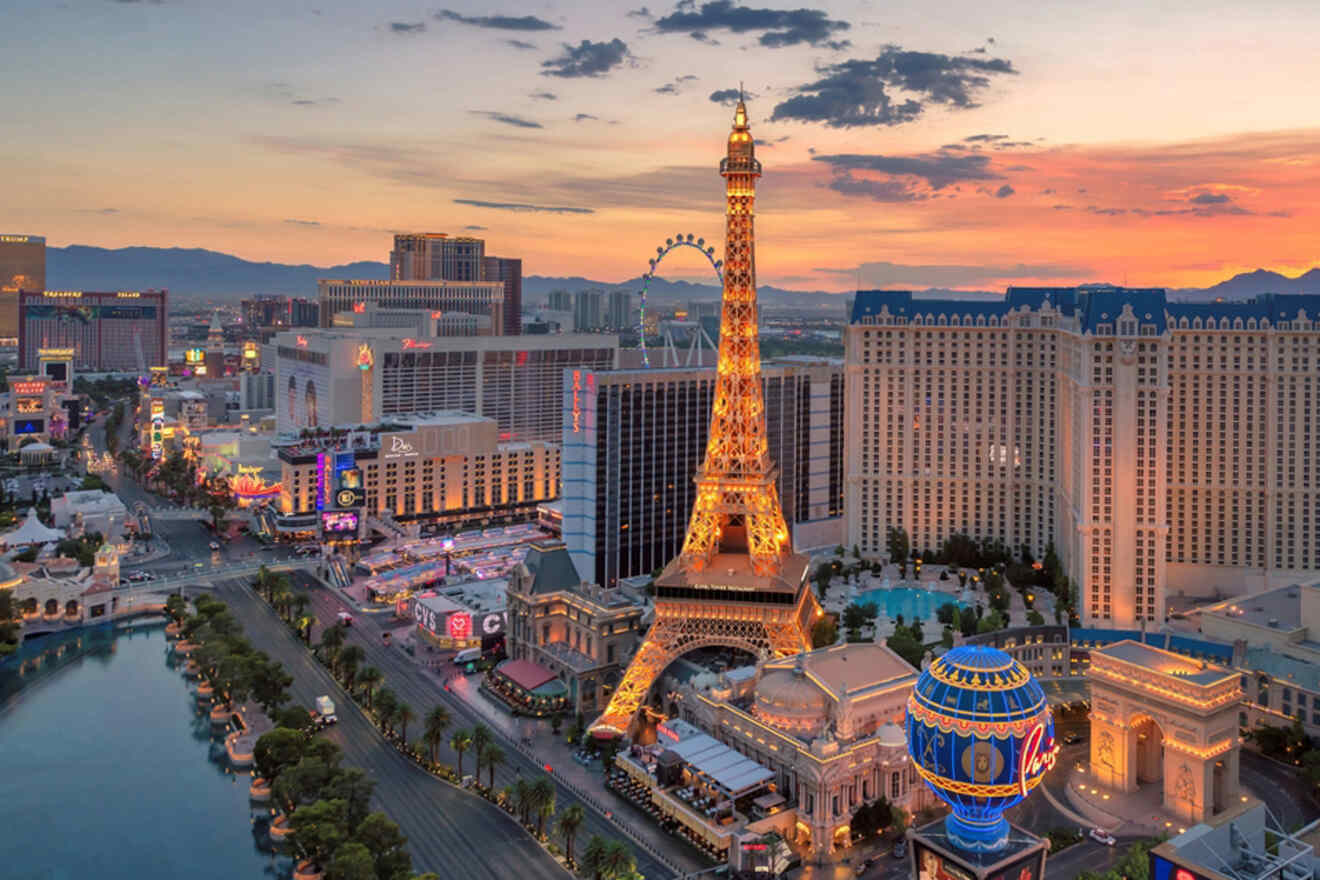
left=483, top=255, right=522, bottom=336
left=0, top=234, right=46, bottom=339
left=562, top=360, right=845, bottom=586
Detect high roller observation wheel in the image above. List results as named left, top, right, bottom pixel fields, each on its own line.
left=639, top=233, right=723, bottom=368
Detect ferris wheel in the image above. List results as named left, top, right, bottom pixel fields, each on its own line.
left=639, top=233, right=723, bottom=368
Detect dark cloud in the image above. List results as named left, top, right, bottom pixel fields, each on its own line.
left=690, top=31, right=720, bottom=44
left=709, top=88, right=742, bottom=105
left=628, top=6, right=652, bottom=17
left=390, top=21, right=425, bottom=33
left=469, top=111, right=543, bottom=129
left=76, top=207, right=121, bottom=215
left=964, top=133, right=1007, bottom=142
left=283, top=218, right=321, bottom=226
left=463, top=225, right=488, bottom=230
left=653, top=1, right=849, bottom=48
left=453, top=198, right=593, bottom=214
left=655, top=75, right=698, bottom=95
left=541, top=39, right=633, bottom=78
left=1190, top=192, right=1231, bottom=205
left=292, top=97, right=340, bottom=106
left=815, top=260, right=1091, bottom=287
left=677, top=74, right=698, bottom=82
left=655, top=83, right=679, bottom=95
left=507, top=39, right=537, bottom=50
left=812, top=151, right=1001, bottom=192
left=529, top=90, right=557, bottom=100
left=772, top=46, right=1016, bottom=128
left=994, top=184, right=1015, bottom=198
left=573, top=113, right=599, bottom=122
left=436, top=10, right=558, bottom=30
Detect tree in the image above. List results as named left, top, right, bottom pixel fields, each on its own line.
left=422, top=705, right=452, bottom=764
left=513, top=778, right=533, bottom=825
left=451, top=729, right=473, bottom=778
left=289, top=798, right=349, bottom=871
left=326, top=842, right=376, bottom=880
left=483, top=742, right=504, bottom=790
left=374, top=688, right=399, bottom=734
left=322, top=767, right=376, bottom=830
left=886, top=630, right=924, bottom=669
left=958, top=606, right=978, bottom=637
left=357, top=666, right=383, bottom=708
left=254, top=727, right=306, bottom=782
left=583, top=836, right=610, bottom=880
left=936, top=602, right=959, bottom=625
left=584, top=838, right=635, bottom=880
left=531, top=776, right=556, bottom=838
left=277, top=704, right=315, bottom=733
left=886, top=526, right=910, bottom=566
left=1027, top=609, right=1045, bottom=626
left=471, top=724, right=492, bottom=781
left=396, top=702, right=416, bottom=747
left=557, top=804, right=586, bottom=867
left=353, top=811, right=411, bottom=880
left=908, top=619, right=924, bottom=644
left=249, top=653, right=294, bottom=716
left=941, top=627, right=954, bottom=649
left=338, top=644, right=365, bottom=690
left=811, top=617, right=837, bottom=648
left=978, top=610, right=1007, bottom=634
left=318, top=624, right=347, bottom=674
left=842, top=603, right=870, bottom=641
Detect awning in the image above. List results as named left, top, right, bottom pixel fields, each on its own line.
left=753, top=793, right=786, bottom=810
left=668, top=732, right=773, bottom=796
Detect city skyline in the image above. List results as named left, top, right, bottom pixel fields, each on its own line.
left=4, top=0, right=1319, bottom=292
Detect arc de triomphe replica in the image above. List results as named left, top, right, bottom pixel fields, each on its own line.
left=1087, top=640, right=1242, bottom=823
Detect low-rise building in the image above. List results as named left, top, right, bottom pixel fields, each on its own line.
left=504, top=540, right=646, bottom=717
left=277, top=412, right=559, bottom=532
left=955, top=624, right=1070, bottom=679
left=675, top=642, right=937, bottom=860
left=50, top=490, right=129, bottom=541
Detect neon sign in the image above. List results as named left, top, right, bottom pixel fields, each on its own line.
left=296, top=336, right=308, bottom=347
left=356, top=343, right=374, bottom=371
left=1017, top=722, right=1058, bottom=797
left=384, top=435, right=417, bottom=459
left=37, top=348, right=75, bottom=358
left=447, top=612, right=471, bottom=640
left=352, top=302, right=366, bottom=313
left=115, top=291, right=140, bottom=298
left=42, top=291, right=83, bottom=297
left=572, top=370, right=582, bottom=433
left=11, top=381, right=47, bottom=395
left=401, top=338, right=431, bottom=350
left=0, top=236, right=29, bottom=243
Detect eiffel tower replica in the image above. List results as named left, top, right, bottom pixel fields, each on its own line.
left=591, top=97, right=821, bottom=737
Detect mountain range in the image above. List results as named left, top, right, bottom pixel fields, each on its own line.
left=45, top=244, right=1319, bottom=309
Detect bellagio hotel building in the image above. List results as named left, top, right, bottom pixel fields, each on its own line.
left=846, top=287, right=1320, bottom=627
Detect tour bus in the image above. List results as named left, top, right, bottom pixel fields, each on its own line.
left=453, top=647, right=481, bottom=666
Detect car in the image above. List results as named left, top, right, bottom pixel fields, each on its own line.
left=892, top=841, right=906, bottom=859
left=209, top=541, right=220, bottom=551
left=337, top=612, right=353, bottom=627
left=1089, top=829, right=1116, bottom=847
left=1063, top=731, right=1085, bottom=745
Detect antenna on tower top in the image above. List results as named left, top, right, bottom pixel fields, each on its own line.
left=739, top=81, right=744, bottom=101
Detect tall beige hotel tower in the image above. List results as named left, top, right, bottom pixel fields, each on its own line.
left=0, top=235, right=46, bottom=339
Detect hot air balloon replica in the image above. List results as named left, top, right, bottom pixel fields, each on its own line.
left=904, top=645, right=1057, bottom=878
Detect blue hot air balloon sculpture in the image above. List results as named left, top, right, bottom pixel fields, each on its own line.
left=905, top=645, right=1058, bottom=852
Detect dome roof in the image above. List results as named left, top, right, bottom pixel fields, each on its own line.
left=909, top=645, right=1046, bottom=726
left=877, top=722, right=905, bottom=747
left=755, top=667, right=828, bottom=719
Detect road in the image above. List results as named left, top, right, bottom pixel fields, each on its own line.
left=290, top=571, right=701, bottom=880
left=210, top=576, right=568, bottom=880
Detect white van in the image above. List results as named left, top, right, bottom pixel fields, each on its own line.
left=453, top=647, right=481, bottom=666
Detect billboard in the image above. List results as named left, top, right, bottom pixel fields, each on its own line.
left=321, top=510, right=359, bottom=533
left=1149, top=855, right=1211, bottom=880
left=14, top=419, right=44, bottom=435
left=911, top=838, right=1044, bottom=880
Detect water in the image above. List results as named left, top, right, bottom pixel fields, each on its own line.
left=0, top=622, right=290, bottom=880
left=854, top=586, right=966, bottom=621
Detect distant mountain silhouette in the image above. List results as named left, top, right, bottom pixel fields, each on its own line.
left=46, top=244, right=1318, bottom=309
left=48, top=245, right=388, bottom=299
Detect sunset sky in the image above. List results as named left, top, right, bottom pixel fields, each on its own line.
left=3, top=0, right=1319, bottom=291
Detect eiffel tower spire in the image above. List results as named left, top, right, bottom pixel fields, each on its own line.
left=590, top=101, right=819, bottom=738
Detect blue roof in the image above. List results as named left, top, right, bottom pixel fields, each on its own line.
left=851, top=287, right=1320, bottom=333
left=1071, top=628, right=1234, bottom=664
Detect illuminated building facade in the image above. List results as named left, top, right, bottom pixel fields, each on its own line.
left=331, top=302, right=492, bottom=336
left=676, top=643, right=935, bottom=859
left=317, top=279, right=504, bottom=331
left=277, top=412, right=559, bottom=528
left=505, top=540, right=647, bottom=716
left=6, top=375, right=64, bottom=445
left=591, top=100, right=821, bottom=736
left=847, top=288, right=1320, bottom=628
left=272, top=328, right=617, bottom=442
left=18, top=289, right=167, bottom=373
left=389, top=233, right=523, bottom=335
left=562, top=361, right=844, bottom=587
left=1086, top=640, right=1241, bottom=824
left=0, top=234, right=45, bottom=339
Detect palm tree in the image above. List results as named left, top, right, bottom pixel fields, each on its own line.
left=273, top=588, right=293, bottom=622
left=396, top=702, right=415, bottom=747
left=450, top=729, right=473, bottom=778
left=358, top=666, right=383, bottom=708
left=338, top=644, right=365, bottom=688
left=513, top=778, right=533, bottom=826
left=471, top=724, right=491, bottom=782
left=318, top=625, right=346, bottom=674
left=600, top=840, right=635, bottom=880
left=482, top=742, right=503, bottom=790
left=375, top=688, right=398, bottom=734
left=254, top=565, right=273, bottom=600
left=423, top=706, right=451, bottom=764
left=557, top=804, right=586, bottom=866
left=530, top=776, right=556, bottom=839
left=582, top=835, right=610, bottom=880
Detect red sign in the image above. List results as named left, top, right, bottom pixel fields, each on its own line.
left=295, top=336, right=308, bottom=347
left=11, top=381, right=46, bottom=395
left=352, top=301, right=365, bottom=313
left=402, top=338, right=431, bottom=350
left=657, top=721, right=679, bottom=742
left=447, top=612, right=471, bottom=639
left=1018, top=722, right=1058, bottom=796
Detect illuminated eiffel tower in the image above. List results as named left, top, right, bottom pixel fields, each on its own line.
left=591, top=97, right=821, bottom=737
